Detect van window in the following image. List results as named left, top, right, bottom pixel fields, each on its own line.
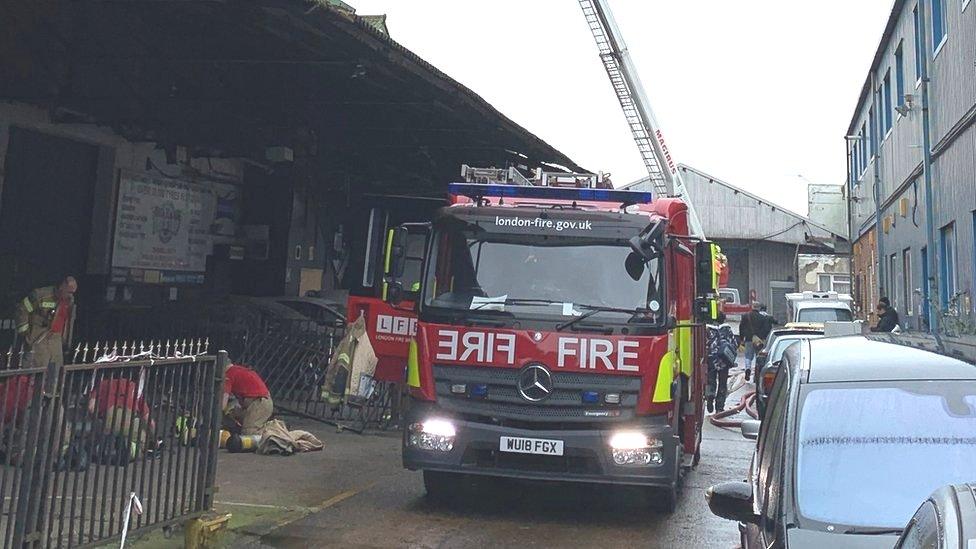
left=797, top=308, right=853, bottom=323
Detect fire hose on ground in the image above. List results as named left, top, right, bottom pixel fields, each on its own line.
left=708, top=369, right=759, bottom=428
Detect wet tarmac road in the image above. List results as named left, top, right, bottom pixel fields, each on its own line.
left=241, top=403, right=754, bottom=549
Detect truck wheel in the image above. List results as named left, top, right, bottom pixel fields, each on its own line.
left=649, top=483, right=679, bottom=514
left=692, top=422, right=702, bottom=467
left=423, top=470, right=458, bottom=501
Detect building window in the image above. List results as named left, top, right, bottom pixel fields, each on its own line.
left=833, top=275, right=851, bottom=295
left=895, top=42, right=906, bottom=108
left=819, top=274, right=851, bottom=294
left=903, top=248, right=913, bottom=316
left=859, top=124, right=867, bottom=173
left=868, top=107, right=876, bottom=157
left=913, top=5, right=923, bottom=82
left=882, top=70, right=893, bottom=134
left=940, top=222, right=957, bottom=309
left=932, top=0, right=947, bottom=54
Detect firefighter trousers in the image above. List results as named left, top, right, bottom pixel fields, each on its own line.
left=29, top=335, right=64, bottom=369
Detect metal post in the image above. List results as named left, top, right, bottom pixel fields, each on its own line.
left=846, top=148, right=857, bottom=313
left=917, top=0, right=940, bottom=334
left=200, top=351, right=228, bottom=510
left=14, top=359, right=63, bottom=548
left=871, top=71, right=886, bottom=303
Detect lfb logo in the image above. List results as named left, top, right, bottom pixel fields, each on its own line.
left=152, top=202, right=182, bottom=244
left=376, top=315, right=417, bottom=336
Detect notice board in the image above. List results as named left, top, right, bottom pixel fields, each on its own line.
left=111, top=173, right=216, bottom=284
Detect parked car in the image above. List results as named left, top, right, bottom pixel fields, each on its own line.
left=894, top=483, right=976, bottom=549
left=267, top=296, right=346, bottom=329
left=707, top=335, right=976, bottom=548
left=754, top=324, right=824, bottom=386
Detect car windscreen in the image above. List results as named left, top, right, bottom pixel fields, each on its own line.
left=719, top=289, right=737, bottom=303
left=423, top=221, right=662, bottom=322
left=797, top=307, right=853, bottom=323
left=795, top=381, right=976, bottom=529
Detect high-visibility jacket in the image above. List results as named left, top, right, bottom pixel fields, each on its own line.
left=14, top=286, right=76, bottom=347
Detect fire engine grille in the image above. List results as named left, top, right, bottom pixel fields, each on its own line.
left=433, top=365, right=641, bottom=423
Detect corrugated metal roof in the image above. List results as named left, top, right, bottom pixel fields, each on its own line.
left=627, top=165, right=847, bottom=247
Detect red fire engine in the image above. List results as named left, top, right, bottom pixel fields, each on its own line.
left=354, top=166, right=720, bottom=511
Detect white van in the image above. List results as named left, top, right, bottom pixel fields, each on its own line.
left=785, top=291, right=854, bottom=324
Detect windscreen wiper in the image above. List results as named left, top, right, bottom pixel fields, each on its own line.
left=841, top=527, right=904, bottom=536
left=556, top=304, right=651, bottom=332
left=468, top=297, right=562, bottom=311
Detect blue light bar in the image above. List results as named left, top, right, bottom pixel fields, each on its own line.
left=470, top=384, right=489, bottom=398
left=581, top=391, right=600, bottom=404
left=448, top=183, right=653, bottom=205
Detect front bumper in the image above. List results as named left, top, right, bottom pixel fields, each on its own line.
left=402, top=402, right=679, bottom=488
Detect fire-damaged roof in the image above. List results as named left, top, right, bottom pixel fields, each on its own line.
left=0, top=0, right=582, bottom=192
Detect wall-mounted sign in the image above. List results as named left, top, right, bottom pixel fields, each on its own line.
left=112, top=172, right=218, bottom=283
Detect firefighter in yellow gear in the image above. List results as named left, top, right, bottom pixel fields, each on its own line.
left=14, top=276, right=78, bottom=369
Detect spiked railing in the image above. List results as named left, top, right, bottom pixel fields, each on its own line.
left=2, top=337, right=210, bottom=369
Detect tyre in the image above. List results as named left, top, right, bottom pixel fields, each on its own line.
left=648, top=483, right=679, bottom=514
left=692, top=420, right=703, bottom=467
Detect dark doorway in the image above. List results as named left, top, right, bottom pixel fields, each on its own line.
left=0, top=127, right=98, bottom=336
left=722, top=246, right=750, bottom=302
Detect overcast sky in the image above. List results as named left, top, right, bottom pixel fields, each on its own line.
left=351, top=0, right=892, bottom=214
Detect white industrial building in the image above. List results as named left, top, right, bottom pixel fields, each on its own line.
left=629, top=165, right=849, bottom=321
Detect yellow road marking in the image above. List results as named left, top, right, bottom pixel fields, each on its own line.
left=267, top=481, right=378, bottom=531
left=310, top=484, right=372, bottom=513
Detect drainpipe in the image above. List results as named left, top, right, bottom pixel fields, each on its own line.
left=872, top=72, right=886, bottom=304
left=917, top=0, right=940, bottom=335
left=845, top=148, right=857, bottom=312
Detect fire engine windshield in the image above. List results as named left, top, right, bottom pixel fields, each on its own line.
left=423, top=221, right=663, bottom=324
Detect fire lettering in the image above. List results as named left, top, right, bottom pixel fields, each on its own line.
left=558, top=337, right=640, bottom=371
left=435, top=330, right=515, bottom=365
left=436, top=330, right=458, bottom=361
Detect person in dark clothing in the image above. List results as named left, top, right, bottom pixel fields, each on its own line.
left=707, top=313, right=737, bottom=413
left=757, top=304, right=777, bottom=339
left=871, top=299, right=900, bottom=332
left=740, top=303, right=760, bottom=378
left=745, top=303, right=776, bottom=348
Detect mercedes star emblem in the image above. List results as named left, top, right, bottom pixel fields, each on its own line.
left=516, top=364, right=553, bottom=402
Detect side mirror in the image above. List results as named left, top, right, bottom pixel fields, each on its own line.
left=388, top=226, right=409, bottom=278
left=696, top=241, right=718, bottom=297
left=706, top=482, right=759, bottom=524
left=625, top=252, right=646, bottom=281
left=740, top=419, right=761, bottom=441
left=386, top=280, right=404, bottom=306
left=629, top=219, right=666, bottom=261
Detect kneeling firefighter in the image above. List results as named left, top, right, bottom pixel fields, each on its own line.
left=222, top=363, right=273, bottom=436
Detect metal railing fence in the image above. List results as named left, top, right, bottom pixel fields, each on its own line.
left=0, top=348, right=226, bottom=548
left=240, top=330, right=400, bottom=433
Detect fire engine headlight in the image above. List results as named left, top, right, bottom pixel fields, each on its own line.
left=609, top=431, right=663, bottom=467
left=408, top=418, right=456, bottom=452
